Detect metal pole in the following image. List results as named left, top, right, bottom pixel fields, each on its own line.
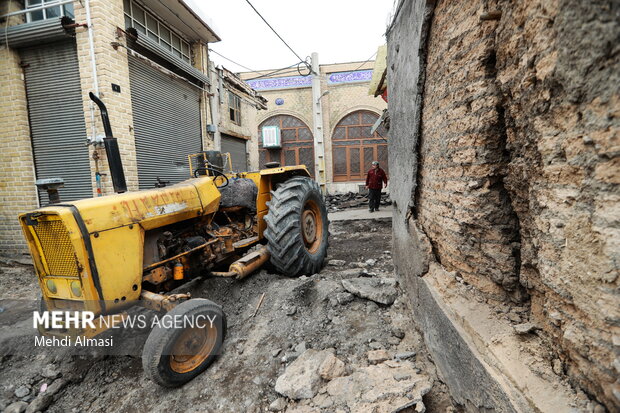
left=311, top=52, right=326, bottom=193
left=213, top=67, right=223, bottom=151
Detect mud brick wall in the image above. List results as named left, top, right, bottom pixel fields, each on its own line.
left=390, top=0, right=619, bottom=409
left=416, top=0, right=524, bottom=303
left=493, top=1, right=619, bottom=408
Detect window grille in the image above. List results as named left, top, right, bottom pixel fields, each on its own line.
left=25, top=0, right=74, bottom=22
left=228, top=91, right=241, bottom=125
left=123, top=0, right=191, bottom=64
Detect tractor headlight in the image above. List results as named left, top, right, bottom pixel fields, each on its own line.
left=70, top=281, right=82, bottom=297
left=46, top=279, right=57, bottom=294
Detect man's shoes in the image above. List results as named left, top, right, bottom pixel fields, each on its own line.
left=369, top=209, right=374, bottom=213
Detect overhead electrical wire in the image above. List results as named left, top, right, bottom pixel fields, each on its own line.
left=242, top=0, right=306, bottom=64
left=208, top=48, right=256, bottom=72
left=351, top=51, right=378, bottom=72
left=210, top=1, right=314, bottom=79
left=245, top=63, right=300, bottom=81
left=245, top=56, right=312, bottom=81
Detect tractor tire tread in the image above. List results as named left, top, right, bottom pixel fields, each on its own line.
left=264, top=177, right=329, bottom=277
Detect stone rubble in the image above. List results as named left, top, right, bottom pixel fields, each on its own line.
left=368, top=350, right=391, bottom=364
left=513, top=322, right=539, bottom=335
left=341, top=277, right=399, bottom=305
left=274, top=349, right=335, bottom=400
left=275, top=349, right=432, bottom=413
left=325, top=191, right=392, bottom=212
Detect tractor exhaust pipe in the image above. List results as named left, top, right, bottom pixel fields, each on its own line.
left=89, top=92, right=127, bottom=193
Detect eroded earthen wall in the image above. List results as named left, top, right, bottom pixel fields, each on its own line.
left=390, top=0, right=619, bottom=409
left=494, top=0, right=619, bottom=407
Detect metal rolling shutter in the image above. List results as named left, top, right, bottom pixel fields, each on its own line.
left=128, top=55, right=202, bottom=189
left=0, top=17, right=74, bottom=48
left=221, top=134, right=248, bottom=172
left=20, top=40, right=92, bottom=204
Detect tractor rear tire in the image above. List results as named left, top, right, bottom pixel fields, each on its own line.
left=264, top=176, right=329, bottom=277
left=142, top=298, right=226, bottom=387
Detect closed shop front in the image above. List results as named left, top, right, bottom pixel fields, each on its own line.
left=20, top=40, right=92, bottom=204
left=221, top=134, right=248, bottom=172
left=128, top=55, right=202, bottom=189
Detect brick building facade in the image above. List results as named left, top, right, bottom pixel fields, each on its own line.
left=0, top=0, right=263, bottom=253
left=388, top=0, right=619, bottom=411
left=210, top=66, right=267, bottom=173
left=240, top=60, right=388, bottom=194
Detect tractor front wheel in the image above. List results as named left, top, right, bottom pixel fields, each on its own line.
left=264, top=177, right=329, bottom=277
left=142, top=298, right=226, bottom=387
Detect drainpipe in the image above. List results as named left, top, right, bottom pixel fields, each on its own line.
left=85, top=0, right=99, bottom=149
left=210, top=66, right=223, bottom=151
left=85, top=0, right=99, bottom=96
left=84, top=0, right=104, bottom=195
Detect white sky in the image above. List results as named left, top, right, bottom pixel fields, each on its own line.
left=192, top=0, right=395, bottom=74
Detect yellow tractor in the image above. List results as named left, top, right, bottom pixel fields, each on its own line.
left=18, top=94, right=329, bottom=387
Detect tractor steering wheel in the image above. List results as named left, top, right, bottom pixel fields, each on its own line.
left=194, top=167, right=229, bottom=188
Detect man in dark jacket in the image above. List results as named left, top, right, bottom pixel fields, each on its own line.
left=365, top=161, right=388, bottom=212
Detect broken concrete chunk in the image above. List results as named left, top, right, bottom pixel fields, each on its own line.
left=284, top=305, right=297, bottom=316
left=392, top=327, right=405, bottom=339
left=368, top=350, right=390, bottom=364
left=341, top=278, right=398, bottom=305
left=513, top=322, right=538, bottom=335
left=325, top=363, right=431, bottom=412
left=318, top=353, right=346, bottom=380
left=370, top=341, right=385, bottom=350
left=268, top=398, right=287, bottom=412
left=295, top=342, right=308, bottom=354
left=339, top=268, right=366, bottom=278
left=4, top=402, right=28, bottom=413
left=45, top=379, right=66, bottom=396
left=393, top=372, right=412, bottom=382
left=314, top=392, right=334, bottom=408
left=25, top=393, right=53, bottom=413
left=328, top=259, right=346, bottom=267
left=14, top=386, right=30, bottom=399
left=384, top=360, right=402, bottom=368
left=335, top=292, right=354, bottom=305
left=275, top=349, right=334, bottom=400
left=41, top=364, right=60, bottom=380
left=387, top=336, right=402, bottom=345
left=395, top=351, right=417, bottom=361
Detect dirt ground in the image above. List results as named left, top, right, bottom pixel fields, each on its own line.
left=0, top=218, right=455, bottom=413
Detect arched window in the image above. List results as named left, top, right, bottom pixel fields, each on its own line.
left=258, top=115, right=315, bottom=177
left=332, top=110, right=387, bottom=182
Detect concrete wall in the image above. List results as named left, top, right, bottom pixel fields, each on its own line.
left=388, top=0, right=619, bottom=411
